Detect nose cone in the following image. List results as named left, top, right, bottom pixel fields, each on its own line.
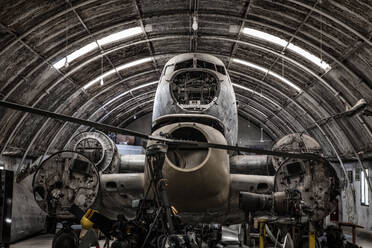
left=166, top=126, right=209, bottom=171
left=146, top=123, right=230, bottom=212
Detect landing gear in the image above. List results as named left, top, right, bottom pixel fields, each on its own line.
left=52, top=223, right=79, bottom=248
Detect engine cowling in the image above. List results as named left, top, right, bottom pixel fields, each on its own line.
left=145, top=122, right=230, bottom=212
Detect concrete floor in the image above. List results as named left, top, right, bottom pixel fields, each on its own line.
left=10, top=233, right=372, bottom=248
left=10, top=234, right=107, bottom=248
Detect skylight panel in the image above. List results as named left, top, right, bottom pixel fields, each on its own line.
left=242, top=27, right=330, bottom=71
left=105, top=81, right=158, bottom=105
left=97, top=27, right=143, bottom=46
left=243, top=28, right=288, bottom=47
left=83, top=57, right=152, bottom=90
left=232, top=58, right=301, bottom=92
left=116, top=57, right=152, bottom=71
left=52, top=27, right=143, bottom=70
left=53, top=58, right=67, bottom=70
left=232, top=59, right=268, bottom=73
left=53, top=42, right=98, bottom=70
left=287, top=43, right=330, bottom=71
left=269, top=71, right=301, bottom=92
left=68, top=42, right=98, bottom=62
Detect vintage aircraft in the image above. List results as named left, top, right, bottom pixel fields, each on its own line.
left=0, top=53, right=341, bottom=247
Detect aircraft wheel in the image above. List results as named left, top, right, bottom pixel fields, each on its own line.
left=52, top=228, right=79, bottom=248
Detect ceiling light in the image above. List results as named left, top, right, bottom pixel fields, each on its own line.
left=116, top=57, right=152, bottom=71
left=53, top=42, right=98, bottom=70
left=233, top=59, right=268, bottom=73
left=243, top=28, right=288, bottom=47
left=242, top=27, right=331, bottom=71
left=192, top=16, right=198, bottom=31
left=287, top=43, right=330, bottom=71
left=83, top=57, right=152, bottom=89
left=53, top=27, right=143, bottom=70
left=97, top=27, right=143, bottom=46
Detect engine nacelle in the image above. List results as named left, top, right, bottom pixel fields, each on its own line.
left=65, top=131, right=120, bottom=173
left=145, top=122, right=230, bottom=212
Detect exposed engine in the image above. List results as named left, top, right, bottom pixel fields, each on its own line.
left=170, top=71, right=219, bottom=110
left=32, top=151, right=100, bottom=219
left=65, top=131, right=120, bottom=173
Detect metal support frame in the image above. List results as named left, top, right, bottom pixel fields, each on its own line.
left=261, top=1, right=317, bottom=84
left=134, top=0, right=160, bottom=73
left=1, top=9, right=367, bottom=94
left=0, top=22, right=80, bottom=89
left=66, top=0, right=124, bottom=82
left=286, top=0, right=372, bottom=47
left=226, top=0, right=251, bottom=69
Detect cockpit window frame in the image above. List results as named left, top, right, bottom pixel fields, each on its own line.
left=174, top=59, right=194, bottom=71
left=164, top=58, right=227, bottom=77
left=163, top=63, right=175, bottom=76
left=216, top=65, right=226, bottom=75
left=196, top=59, right=216, bottom=71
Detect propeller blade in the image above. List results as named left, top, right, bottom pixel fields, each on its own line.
left=153, top=136, right=323, bottom=161
left=0, top=100, right=149, bottom=139
left=0, top=100, right=324, bottom=160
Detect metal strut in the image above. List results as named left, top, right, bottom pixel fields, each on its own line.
left=140, top=143, right=175, bottom=248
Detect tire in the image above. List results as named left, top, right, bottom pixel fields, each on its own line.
left=52, top=229, right=79, bottom=248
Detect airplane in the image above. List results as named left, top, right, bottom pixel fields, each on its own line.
left=0, top=53, right=341, bottom=248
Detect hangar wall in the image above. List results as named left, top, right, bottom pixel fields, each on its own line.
left=341, top=161, right=372, bottom=230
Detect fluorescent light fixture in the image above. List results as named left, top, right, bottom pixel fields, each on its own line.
left=53, top=42, right=98, bottom=70
left=97, top=27, right=143, bottom=46
left=83, top=57, right=152, bottom=89
left=287, top=43, right=330, bottom=71
left=53, top=27, right=143, bottom=70
left=269, top=70, right=301, bottom=92
left=116, top=57, right=152, bottom=71
left=105, top=81, right=158, bottom=105
left=233, top=59, right=267, bottom=73
left=232, top=83, right=280, bottom=108
left=243, top=28, right=287, bottom=47
left=242, top=27, right=330, bottom=71
left=233, top=58, right=302, bottom=92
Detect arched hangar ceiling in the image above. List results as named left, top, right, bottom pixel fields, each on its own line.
left=0, top=0, right=371, bottom=165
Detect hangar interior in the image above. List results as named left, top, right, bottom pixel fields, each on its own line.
left=0, top=0, right=371, bottom=247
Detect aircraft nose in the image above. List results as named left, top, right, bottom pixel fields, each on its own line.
left=147, top=122, right=230, bottom=211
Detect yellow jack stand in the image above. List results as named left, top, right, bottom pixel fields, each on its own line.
left=259, top=219, right=266, bottom=248
left=309, top=222, right=316, bottom=248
